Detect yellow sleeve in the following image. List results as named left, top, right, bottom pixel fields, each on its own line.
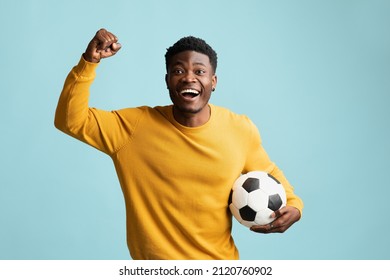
left=54, top=56, right=138, bottom=155
left=244, top=120, right=304, bottom=214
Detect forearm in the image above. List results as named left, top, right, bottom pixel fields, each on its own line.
left=245, top=122, right=304, bottom=215
left=54, top=57, right=98, bottom=136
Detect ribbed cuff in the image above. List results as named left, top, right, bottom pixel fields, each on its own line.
left=73, top=55, right=99, bottom=77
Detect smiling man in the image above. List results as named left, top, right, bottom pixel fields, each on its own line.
left=55, top=29, right=303, bottom=260
left=165, top=46, right=217, bottom=127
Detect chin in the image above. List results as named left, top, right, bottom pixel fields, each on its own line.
left=175, top=105, right=203, bottom=115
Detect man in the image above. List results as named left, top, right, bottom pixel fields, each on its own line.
left=55, top=29, right=303, bottom=260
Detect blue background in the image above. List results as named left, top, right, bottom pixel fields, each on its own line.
left=1, top=0, right=389, bottom=260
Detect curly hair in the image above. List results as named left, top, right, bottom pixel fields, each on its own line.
left=165, top=36, right=218, bottom=73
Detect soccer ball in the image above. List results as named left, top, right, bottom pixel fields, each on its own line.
left=229, top=171, right=287, bottom=227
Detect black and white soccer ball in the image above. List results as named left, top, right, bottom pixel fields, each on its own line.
left=229, top=171, right=287, bottom=227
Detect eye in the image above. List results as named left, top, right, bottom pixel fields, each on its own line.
left=195, top=69, right=206, bottom=75
left=172, top=68, right=184, bottom=75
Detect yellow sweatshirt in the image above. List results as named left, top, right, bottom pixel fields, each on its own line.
left=55, top=57, right=303, bottom=259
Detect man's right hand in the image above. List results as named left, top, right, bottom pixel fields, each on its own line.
left=83, top=29, right=122, bottom=63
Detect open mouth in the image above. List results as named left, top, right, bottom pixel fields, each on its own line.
left=179, top=88, right=200, bottom=99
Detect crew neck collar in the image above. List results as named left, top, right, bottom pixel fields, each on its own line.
left=168, top=104, right=215, bottom=133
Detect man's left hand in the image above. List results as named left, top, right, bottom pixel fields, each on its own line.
left=250, top=206, right=301, bottom=234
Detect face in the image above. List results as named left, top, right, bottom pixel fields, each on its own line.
left=165, top=50, right=217, bottom=126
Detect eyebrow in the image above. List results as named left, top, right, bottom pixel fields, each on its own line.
left=172, top=61, right=207, bottom=67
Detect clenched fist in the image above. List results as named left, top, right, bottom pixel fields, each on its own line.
left=83, top=29, right=122, bottom=63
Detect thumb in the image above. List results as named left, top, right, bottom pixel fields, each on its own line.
left=271, top=208, right=283, bottom=219
left=111, top=42, right=122, bottom=52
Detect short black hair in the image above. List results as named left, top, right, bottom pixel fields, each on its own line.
left=165, top=36, right=218, bottom=73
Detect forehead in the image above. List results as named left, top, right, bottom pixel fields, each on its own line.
left=168, top=51, right=212, bottom=68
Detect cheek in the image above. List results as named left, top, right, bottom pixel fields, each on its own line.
left=166, top=76, right=177, bottom=89
left=201, top=77, right=214, bottom=89
left=166, top=80, right=172, bottom=89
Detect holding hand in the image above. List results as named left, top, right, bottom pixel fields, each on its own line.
left=83, top=28, right=122, bottom=63
left=250, top=206, right=301, bottom=234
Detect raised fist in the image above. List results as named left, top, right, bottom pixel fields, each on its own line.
left=83, top=29, right=122, bottom=63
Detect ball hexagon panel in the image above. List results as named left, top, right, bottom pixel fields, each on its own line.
left=232, top=185, right=249, bottom=209
left=247, top=189, right=269, bottom=212
left=259, top=176, right=279, bottom=194
left=255, top=208, right=274, bottom=225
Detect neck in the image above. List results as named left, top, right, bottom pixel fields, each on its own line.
left=172, top=105, right=211, bottom=127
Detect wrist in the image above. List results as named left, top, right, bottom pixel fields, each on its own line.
left=82, top=53, right=100, bottom=64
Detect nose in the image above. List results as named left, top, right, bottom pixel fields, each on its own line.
left=181, top=71, right=196, bottom=83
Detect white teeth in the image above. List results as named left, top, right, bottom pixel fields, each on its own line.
left=180, top=89, right=199, bottom=95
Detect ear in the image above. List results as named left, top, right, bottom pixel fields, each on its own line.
left=212, top=74, right=218, bottom=91
left=165, top=74, right=168, bottom=89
